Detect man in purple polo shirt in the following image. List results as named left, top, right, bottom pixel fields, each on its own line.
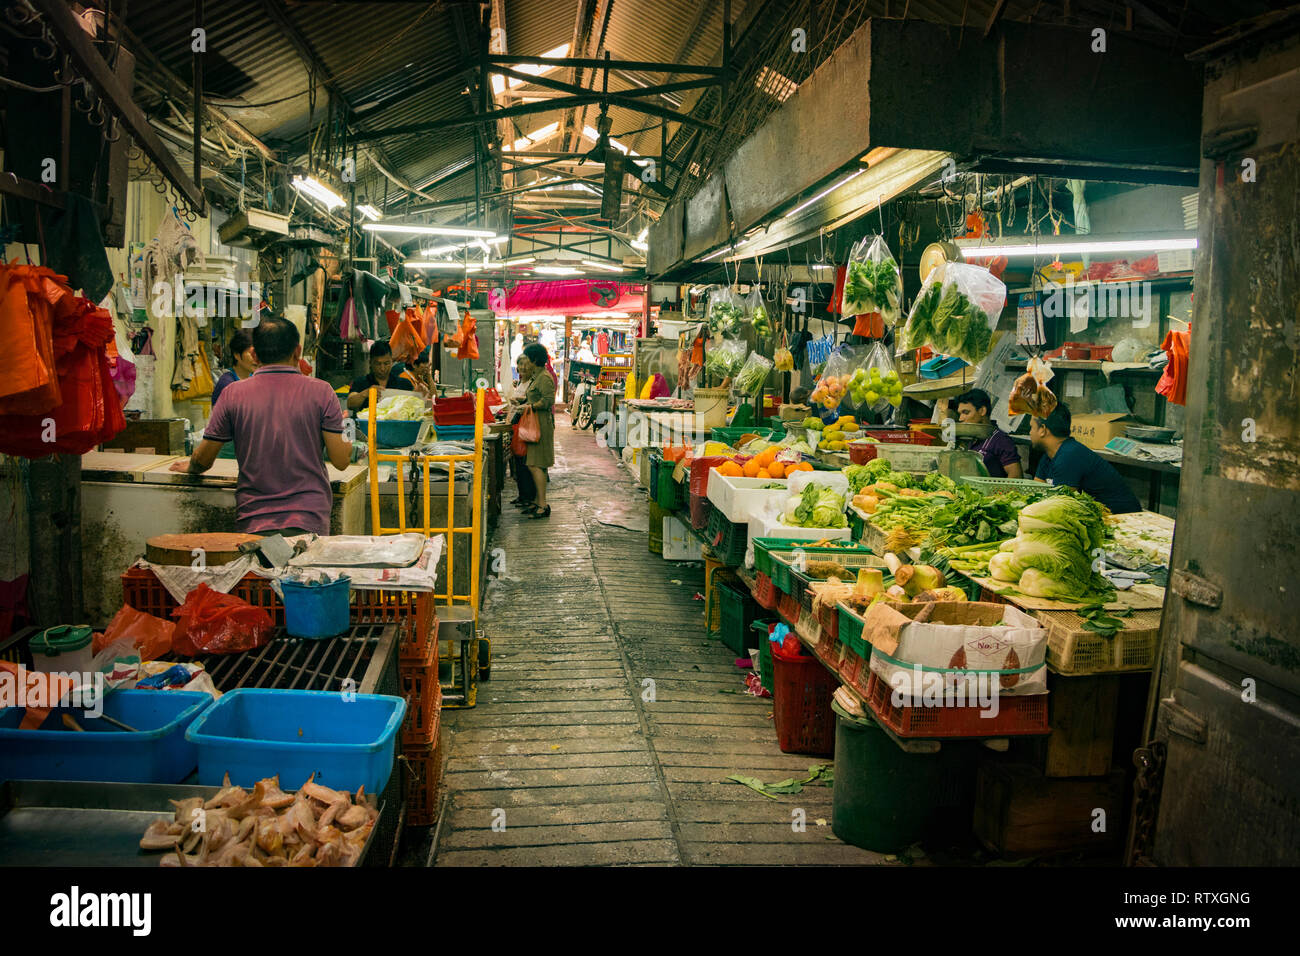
left=954, top=388, right=1023, bottom=479
left=170, top=316, right=352, bottom=535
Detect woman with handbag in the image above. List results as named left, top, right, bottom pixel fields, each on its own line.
left=507, top=358, right=537, bottom=508
left=517, top=343, right=556, bottom=518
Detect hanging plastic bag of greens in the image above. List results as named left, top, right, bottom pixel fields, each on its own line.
left=707, top=286, right=745, bottom=338
left=733, top=350, right=774, bottom=397
left=703, top=336, right=748, bottom=387
left=746, top=284, right=772, bottom=337
left=841, top=235, right=903, bottom=334
left=902, top=260, right=1006, bottom=364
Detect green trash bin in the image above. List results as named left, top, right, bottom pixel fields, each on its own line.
left=830, top=700, right=978, bottom=852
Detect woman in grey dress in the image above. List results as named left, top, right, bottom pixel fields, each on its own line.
left=518, top=343, right=556, bottom=518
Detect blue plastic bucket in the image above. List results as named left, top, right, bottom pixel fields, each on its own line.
left=374, top=419, right=422, bottom=447
left=185, top=689, right=406, bottom=793
left=280, top=576, right=351, bottom=639
left=0, top=690, right=213, bottom=784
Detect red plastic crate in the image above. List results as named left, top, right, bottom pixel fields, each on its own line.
left=777, top=590, right=800, bottom=625
left=818, top=603, right=839, bottom=639
left=399, top=642, right=442, bottom=745
left=849, top=430, right=939, bottom=464
left=838, top=647, right=862, bottom=688
left=690, top=493, right=711, bottom=530
left=121, top=566, right=438, bottom=650
left=771, top=646, right=838, bottom=756
left=754, top=572, right=779, bottom=610
left=864, top=670, right=1050, bottom=739
left=689, top=456, right=729, bottom=497
left=433, top=393, right=492, bottom=424
left=403, top=718, right=444, bottom=827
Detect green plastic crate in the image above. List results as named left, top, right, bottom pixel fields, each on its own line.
left=753, top=539, right=874, bottom=592
left=649, top=500, right=666, bottom=554
left=717, top=582, right=759, bottom=655
left=755, top=621, right=776, bottom=693
left=838, top=604, right=867, bottom=657
left=706, top=506, right=748, bottom=566
left=710, top=425, right=785, bottom=447
left=957, top=475, right=1045, bottom=494
left=656, top=459, right=687, bottom=511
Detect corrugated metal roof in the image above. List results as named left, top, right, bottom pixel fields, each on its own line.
left=105, top=0, right=1259, bottom=246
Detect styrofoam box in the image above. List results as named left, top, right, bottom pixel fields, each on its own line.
left=662, top=515, right=703, bottom=561
left=706, top=471, right=790, bottom=523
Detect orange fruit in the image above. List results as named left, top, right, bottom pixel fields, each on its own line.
left=742, top=458, right=762, bottom=478
left=757, top=467, right=771, bottom=479
left=767, top=461, right=786, bottom=478
left=720, top=462, right=743, bottom=477
left=791, top=461, right=814, bottom=472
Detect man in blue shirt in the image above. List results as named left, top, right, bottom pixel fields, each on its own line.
left=1031, top=403, right=1142, bottom=514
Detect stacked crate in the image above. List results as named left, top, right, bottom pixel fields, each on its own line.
left=398, top=612, right=444, bottom=827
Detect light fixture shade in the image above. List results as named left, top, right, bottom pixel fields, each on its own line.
left=292, top=175, right=345, bottom=210
left=956, top=236, right=1197, bottom=258
left=356, top=203, right=382, bottom=221
left=364, top=223, right=499, bottom=238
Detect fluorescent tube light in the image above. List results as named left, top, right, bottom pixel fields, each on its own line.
left=535, top=265, right=582, bottom=275
left=364, top=224, right=498, bottom=238
left=636, top=227, right=649, bottom=242
left=582, top=260, right=624, bottom=272
left=292, top=175, right=345, bottom=210
left=356, top=203, right=382, bottom=221
left=405, top=262, right=481, bottom=270
left=504, top=256, right=536, bottom=266
left=783, top=168, right=865, bottom=219
left=630, top=239, right=648, bottom=251
left=956, top=237, right=1198, bottom=258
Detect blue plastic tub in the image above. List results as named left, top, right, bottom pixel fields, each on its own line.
left=281, top=576, right=351, bottom=639
left=185, top=689, right=406, bottom=793
left=373, top=419, right=423, bottom=447
left=433, top=424, right=475, bottom=441
left=0, top=690, right=212, bottom=784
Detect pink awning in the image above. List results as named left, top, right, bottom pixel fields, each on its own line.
left=489, top=279, right=646, bottom=316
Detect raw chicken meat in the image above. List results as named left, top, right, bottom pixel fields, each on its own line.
left=140, top=775, right=379, bottom=868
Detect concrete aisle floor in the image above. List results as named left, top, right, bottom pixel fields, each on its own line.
left=431, top=416, right=888, bottom=866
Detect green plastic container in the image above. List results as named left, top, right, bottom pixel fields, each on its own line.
left=656, top=459, right=687, bottom=511
left=649, top=500, right=666, bottom=554
left=830, top=701, right=980, bottom=852
left=753, top=621, right=776, bottom=693
left=838, top=605, right=866, bottom=657
left=752, top=539, right=873, bottom=585
left=957, top=475, right=1045, bottom=494
left=706, top=507, right=748, bottom=566
left=30, top=625, right=94, bottom=673
left=710, top=425, right=786, bottom=447
left=717, top=582, right=764, bottom=655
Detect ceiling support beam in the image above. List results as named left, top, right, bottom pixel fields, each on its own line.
left=491, top=66, right=721, bottom=102
left=488, top=55, right=724, bottom=75
left=351, top=93, right=719, bottom=143
left=30, top=0, right=207, bottom=213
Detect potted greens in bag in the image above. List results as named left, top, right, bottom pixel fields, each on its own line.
left=841, top=235, right=903, bottom=331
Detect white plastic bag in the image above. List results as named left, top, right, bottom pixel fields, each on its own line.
left=841, top=235, right=903, bottom=325
left=703, top=336, right=748, bottom=386
left=733, top=351, right=773, bottom=396
left=706, top=286, right=745, bottom=338
left=857, top=340, right=904, bottom=413
left=902, top=261, right=1005, bottom=364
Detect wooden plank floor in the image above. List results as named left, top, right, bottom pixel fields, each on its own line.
left=433, top=418, right=888, bottom=866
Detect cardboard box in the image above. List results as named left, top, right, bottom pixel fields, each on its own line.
left=861, top=601, right=1049, bottom=696
left=1070, top=413, right=1138, bottom=449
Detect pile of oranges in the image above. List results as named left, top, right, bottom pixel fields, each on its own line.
left=713, top=448, right=814, bottom=481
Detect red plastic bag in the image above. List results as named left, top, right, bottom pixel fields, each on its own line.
left=170, top=583, right=274, bottom=656
left=95, top=603, right=174, bottom=660
left=511, top=421, right=526, bottom=457
left=455, top=313, right=479, bottom=360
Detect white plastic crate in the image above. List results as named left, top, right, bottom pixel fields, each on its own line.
left=662, top=515, right=703, bottom=561
left=705, top=471, right=790, bottom=523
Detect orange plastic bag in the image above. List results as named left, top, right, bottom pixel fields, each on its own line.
left=389, top=314, right=427, bottom=364
left=170, top=583, right=274, bottom=656
left=455, top=313, right=479, bottom=360
left=94, top=603, right=174, bottom=660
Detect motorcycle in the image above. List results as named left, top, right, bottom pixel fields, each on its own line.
left=570, top=374, right=596, bottom=431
